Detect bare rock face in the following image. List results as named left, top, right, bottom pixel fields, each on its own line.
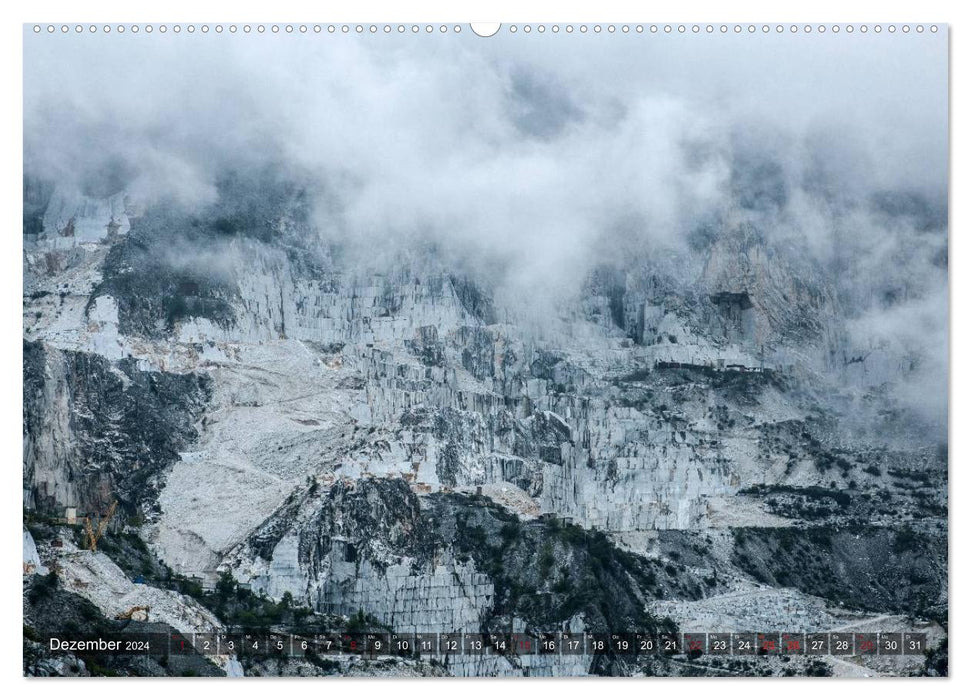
left=701, top=221, right=838, bottom=352
left=22, top=171, right=947, bottom=676
left=23, top=340, right=211, bottom=516
left=223, top=476, right=706, bottom=676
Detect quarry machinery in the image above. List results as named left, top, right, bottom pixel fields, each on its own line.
left=115, top=605, right=150, bottom=621
left=83, top=500, right=117, bottom=552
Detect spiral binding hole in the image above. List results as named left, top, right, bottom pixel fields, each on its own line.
left=30, top=23, right=942, bottom=37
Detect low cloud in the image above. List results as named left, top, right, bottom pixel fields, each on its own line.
left=24, top=29, right=948, bottom=430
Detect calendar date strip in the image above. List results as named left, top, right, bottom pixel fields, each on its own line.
left=45, top=631, right=928, bottom=657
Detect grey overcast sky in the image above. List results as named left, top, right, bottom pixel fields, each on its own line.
left=23, top=29, right=948, bottom=272
left=24, top=29, right=947, bottom=200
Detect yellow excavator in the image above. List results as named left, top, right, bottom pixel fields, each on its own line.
left=83, top=500, right=117, bottom=552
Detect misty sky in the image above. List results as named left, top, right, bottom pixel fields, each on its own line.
left=24, top=28, right=947, bottom=224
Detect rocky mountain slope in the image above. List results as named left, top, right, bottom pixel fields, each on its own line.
left=22, top=171, right=947, bottom=677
